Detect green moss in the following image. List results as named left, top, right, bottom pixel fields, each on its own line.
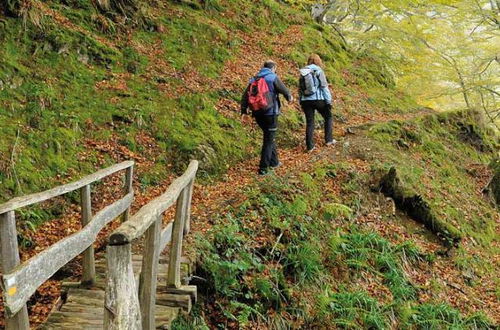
left=369, top=112, right=498, bottom=247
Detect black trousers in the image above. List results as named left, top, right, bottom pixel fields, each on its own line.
left=255, top=114, right=279, bottom=172
left=301, top=100, right=333, bottom=150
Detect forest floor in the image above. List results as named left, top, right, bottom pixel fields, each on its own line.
left=2, top=23, right=498, bottom=328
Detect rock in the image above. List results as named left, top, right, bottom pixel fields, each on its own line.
left=379, top=167, right=462, bottom=246
left=156, top=76, right=168, bottom=84
left=487, top=158, right=500, bottom=207
left=58, top=44, right=70, bottom=55
left=345, top=127, right=355, bottom=134
left=342, top=141, right=350, bottom=154
left=10, top=76, right=23, bottom=89
left=77, top=51, right=89, bottom=65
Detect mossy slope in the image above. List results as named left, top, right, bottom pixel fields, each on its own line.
left=0, top=0, right=416, bottom=205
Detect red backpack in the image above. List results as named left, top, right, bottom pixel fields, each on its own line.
left=248, top=77, right=274, bottom=112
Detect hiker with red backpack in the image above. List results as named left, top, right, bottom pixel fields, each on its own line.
left=299, top=54, right=335, bottom=152
left=241, top=60, right=293, bottom=175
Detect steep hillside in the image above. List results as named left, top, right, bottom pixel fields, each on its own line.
left=1, top=0, right=497, bottom=329
left=0, top=0, right=417, bottom=204
left=175, top=111, right=499, bottom=329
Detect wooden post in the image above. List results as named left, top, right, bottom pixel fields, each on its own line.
left=138, top=215, right=161, bottom=330
left=122, top=165, right=134, bottom=222
left=183, top=179, right=195, bottom=235
left=104, top=243, right=141, bottom=330
left=80, top=184, right=95, bottom=286
left=0, top=211, right=30, bottom=330
left=167, top=189, right=188, bottom=289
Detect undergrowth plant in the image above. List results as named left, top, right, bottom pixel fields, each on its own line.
left=192, top=166, right=496, bottom=328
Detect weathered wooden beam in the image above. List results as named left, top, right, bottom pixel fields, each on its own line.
left=122, top=165, right=134, bottom=222
left=167, top=189, right=188, bottom=289
left=80, top=184, right=95, bottom=286
left=104, top=244, right=141, bottom=330
left=0, top=161, right=134, bottom=214
left=138, top=216, right=161, bottom=330
left=0, top=211, right=30, bottom=330
left=159, top=222, right=173, bottom=253
left=183, top=178, right=195, bottom=235
left=1, top=193, right=133, bottom=316
left=156, top=294, right=192, bottom=312
left=162, top=285, right=197, bottom=303
left=109, top=160, right=198, bottom=245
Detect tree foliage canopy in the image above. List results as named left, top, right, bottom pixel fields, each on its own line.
left=306, top=0, right=499, bottom=127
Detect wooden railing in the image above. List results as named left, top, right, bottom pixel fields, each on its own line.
left=104, top=160, right=198, bottom=330
left=0, top=161, right=134, bottom=330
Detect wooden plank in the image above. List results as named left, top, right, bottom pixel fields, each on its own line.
left=139, top=216, right=161, bottom=330
left=159, top=222, right=173, bottom=252
left=60, top=304, right=103, bottom=314
left=162, top=285, right=197, bottom=303
left=48, top=311, right=104, bottom=324
left=167, top=189, right=188, bottom=289
left=41, top=323, right=104, bottom=330
left=0, top=211, right=30, bottom=329
left=0, top=161, right=134, bottom=214
left=68, top=288, right=105, bottom=299
left=80, top=184, right=95, bottom=286
left=156, top=294, right=192, bottom=312
left=109, top=160, right=199, bottom=245
left=155, top=305, right=180, bottom=326
left=122, top=165, right=134, bottom=222
left=183, top=178, right=195, bottom=235
left=1, top=193, right=133, bottom=316
left=104, top=244, right=141, bottom=329
left=67, top=296, right=104, bottom=308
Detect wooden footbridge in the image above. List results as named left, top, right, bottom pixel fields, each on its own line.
left=0, top=160, right=199, bottom=329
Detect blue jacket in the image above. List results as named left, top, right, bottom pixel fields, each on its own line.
left=299, top=64, right=332, bottom=104
left=241, top=68, right=292, bottom=116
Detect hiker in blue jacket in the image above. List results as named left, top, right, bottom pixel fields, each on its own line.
left=241, top=60, right=293, bottom=175
left=299, top=54, right=335, bottom=152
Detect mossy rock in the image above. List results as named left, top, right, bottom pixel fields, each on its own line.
left=379, top=167, right=462, bottom=246
left=488, top=158, right=500, bottom=207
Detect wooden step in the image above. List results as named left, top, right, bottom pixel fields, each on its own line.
left=42, top=253, right=194, bottom=329
left=43, top=288, right=181, bottom=329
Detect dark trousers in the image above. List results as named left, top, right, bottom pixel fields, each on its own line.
left=255, top=114, right=279, bottom=172
left=301, top=100, right=333, bottom=150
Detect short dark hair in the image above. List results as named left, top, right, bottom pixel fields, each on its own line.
left=263, top=60, right=276, bottom=69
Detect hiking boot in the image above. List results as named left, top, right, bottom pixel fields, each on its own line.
left=307, top=146, right=316, bottom=153
left=271, top=162, right=283, bottom=169
left=258, top=169, right=270, bottom=176
left=326, top=139, right=338, bottom=146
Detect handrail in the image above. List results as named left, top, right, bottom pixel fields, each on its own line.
left=104, top=160, right=198, bottom=330
left=0, top=161, right=134, bottom=214
left=109, top=160, right=199, bottom=245
left=1, top=192, right=134, bottom=316
left=0, top=161, right=135, bottom=330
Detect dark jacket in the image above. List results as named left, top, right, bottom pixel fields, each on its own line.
left=241, top=68, right=292, bottom=116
